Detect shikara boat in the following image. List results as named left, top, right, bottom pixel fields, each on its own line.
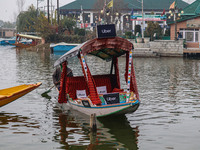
left=54, top=25, right=140, bottom=118
left=0, top=38, right=15, bottom=46
left=12, top=34, right=43, bottom=48
left=50, top=42, right=79, bottom=55
left=0, top=82, right=42, bottom=107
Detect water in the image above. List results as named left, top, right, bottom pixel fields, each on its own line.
left=0, top=46, right=200, bottom=150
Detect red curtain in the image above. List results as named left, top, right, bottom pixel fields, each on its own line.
left=58, top=61, right=67, bottom=103
left=86, top=66, right=102, bottom=105
left=130, top=59, right=139, bottom=100
left=79, top=56, right=101, bottom=105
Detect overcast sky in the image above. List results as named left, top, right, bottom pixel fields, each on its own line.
left=0, top=0, right=75, bottom=22
left=0, top=0, right=195, bottom=22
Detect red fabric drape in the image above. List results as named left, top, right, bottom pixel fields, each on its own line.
left=86, top=66, right=101, bottom=105
left=58, top=61, right=67, bottom=103
left=130, top=59, right=139, bottom=100
left=113, top=57, right=120, bottom=89
left=79, top=55, right=101, bottom=105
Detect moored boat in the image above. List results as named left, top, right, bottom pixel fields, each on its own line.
left=54, top=24, right=140, bottom=118
left=0, top=38, right=15, bottom=46
left=50, top=42, right=79, bottom=55
left=12, top=34, right=43, bottom=48
left=0, top=82, right=42, bottom=107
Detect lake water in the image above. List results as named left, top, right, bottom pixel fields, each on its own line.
left=0, top=46, right=200, bottom=150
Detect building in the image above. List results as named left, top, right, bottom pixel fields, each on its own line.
left=59, top=0, right=188, bottom=33
left=168, top=0, right=200, bottom=49
left=0, top=28, right=16, bottom=38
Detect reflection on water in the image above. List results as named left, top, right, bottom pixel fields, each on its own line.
left=52, top=110, right=139, bottom=150
left=97, top=115, right=139, bottom=149
left=0, top=46, right=200, bottom=149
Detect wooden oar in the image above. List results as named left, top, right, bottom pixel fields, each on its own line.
left=41, top=85, right=55, bottom=98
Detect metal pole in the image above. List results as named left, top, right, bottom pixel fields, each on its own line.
left=141, top=0, right=144, bottom=43
left=47, top=0, right=50, bottom=23
left=57, top=0, right=60, bottom=25
left=111, top=0, right=114, bottom=23
left=174, top=9, right=177, bottom=41
left=51, top=0, right=52, bottom=25
left=37, top=0, right=38, bottom=16
left=104, top=0, right=106, bottom=24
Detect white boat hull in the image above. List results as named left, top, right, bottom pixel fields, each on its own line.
left=57, top=100, right=140, bottom=117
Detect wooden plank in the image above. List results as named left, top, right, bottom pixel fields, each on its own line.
left=183, top=49, right=200, bottom=53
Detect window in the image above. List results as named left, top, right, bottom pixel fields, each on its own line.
left=185, top=32, right=194, bottom=42
left=195, top=32, right=199, bottom=42
left=180, top=29, right=199, bottom=42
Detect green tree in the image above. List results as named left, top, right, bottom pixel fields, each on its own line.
left=0, top=20, right=4, bottom=27
left=145, top=21, right=162, bottom=40
left=74, top=28, right=86, bottom=36
left=16, top=4, right=37, bottom=32
left=2, top=22, right=15, bottom=28
left=60, top=17, right=76, bottom=34
left=135, top=25, right=141, bottom=36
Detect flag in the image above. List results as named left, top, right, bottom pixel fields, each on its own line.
left=161, top=8, right=165, bottom=16
left=107, top=0, right=113, bottom=8
left=169, top=1, right=176, bottom=9
left=130, top=8, right=134, bottom=16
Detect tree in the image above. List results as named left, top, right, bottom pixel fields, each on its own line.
left=16, top=5, right=37, bottom=32
left=145, top=21, right=162, bottom=40
left=135, top=25, right=141, bottom=35
left=2, top=22, right=15, bottom=28
left=0, top=20, right=4, bottom=27
left=60, top=17, right=76, bottom=34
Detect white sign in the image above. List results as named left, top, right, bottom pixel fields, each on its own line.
left=131, top=15, right=166, bottom=21
left=76, top=90, right=87, bottom=98
left=97, top=86, right=107, bottom=95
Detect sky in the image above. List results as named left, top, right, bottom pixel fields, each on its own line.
left=0, top=0, right=75, bottom=22
left=0, top=0, right=196, bottom=22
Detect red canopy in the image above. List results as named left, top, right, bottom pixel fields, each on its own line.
left=81, top=37, right=134, bottom=56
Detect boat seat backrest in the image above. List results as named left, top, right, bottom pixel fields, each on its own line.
left=66, top=76, right=89, bottom=99
left=66, top=74, right=118, bottom=99
left=93, top=75, right=113, bottom=93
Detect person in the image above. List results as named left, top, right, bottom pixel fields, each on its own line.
left=52, top=60, right=73, bottom=90
left=177, top=32, right=182, bottom=40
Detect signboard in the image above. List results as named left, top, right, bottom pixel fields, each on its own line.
left=131, top=15, right=167, bottom=21
left=97, top=24, right=116, bottom=38
left=76, top=90, right=87, bottom=98
left=103, top=93, right=119, bottom=104
left=82, top=100, right=91, bottom=107
left=97, top=86, right=107, bottom=95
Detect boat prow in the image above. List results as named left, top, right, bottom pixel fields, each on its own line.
left=0, top=82, right=42, bottom=107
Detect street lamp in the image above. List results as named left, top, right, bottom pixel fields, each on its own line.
left=37, top=0, right=44, bottom=16
left=168, top=2, right=184, bottom=40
